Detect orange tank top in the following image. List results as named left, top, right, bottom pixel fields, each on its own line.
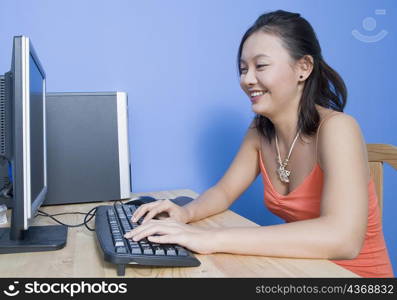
left=258, top=113, right=394, bottom=278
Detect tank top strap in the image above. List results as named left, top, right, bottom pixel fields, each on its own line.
left=315, top=111, right=341, bottom=164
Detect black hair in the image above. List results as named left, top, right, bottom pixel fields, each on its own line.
left=237, top=10, right=347, bottom=143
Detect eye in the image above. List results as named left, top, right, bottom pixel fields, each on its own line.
left=256, top=64, right=268, bottom=69
left=239, top=67, right=248, bottom=74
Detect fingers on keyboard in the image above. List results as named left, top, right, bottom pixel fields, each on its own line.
left=134, top=200, right=169, bottom=224
left=132, top=202, right=157, bottom=222
left=141, top=206, right=165, bottom=224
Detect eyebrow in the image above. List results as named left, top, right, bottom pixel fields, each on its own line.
left=240, top=54, right=270, bottom=64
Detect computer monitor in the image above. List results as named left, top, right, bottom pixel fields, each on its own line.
left=0, top=36, right=67, bottom=253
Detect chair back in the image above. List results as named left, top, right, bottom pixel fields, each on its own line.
left=367, top=144, right=397, bottom=222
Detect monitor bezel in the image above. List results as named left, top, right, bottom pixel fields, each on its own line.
left=12, top=36, right=47, bottom=230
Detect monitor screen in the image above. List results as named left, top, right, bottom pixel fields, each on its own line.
left=29, top=53, right=45, bottom=208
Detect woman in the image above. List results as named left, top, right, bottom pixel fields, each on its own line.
left=124, top=10, right=393, bottom=278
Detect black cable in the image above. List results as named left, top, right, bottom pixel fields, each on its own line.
left=36, top=211, right=95, bottom=217
left=37, top=206, right=100, bottom=231
left=37, top=210, right=87, bottom=228
left=34, top=198, right=139, bottom=231
left=83, top=207, right=98, bottom=231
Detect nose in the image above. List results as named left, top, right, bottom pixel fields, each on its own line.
left=240, top=68, right=258, bottom=88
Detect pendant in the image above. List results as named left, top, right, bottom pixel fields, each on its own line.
left=277, top=164, right=291, bottom=183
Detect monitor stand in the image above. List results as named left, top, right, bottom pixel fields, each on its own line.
left=0, top=225, right=68, bottom=254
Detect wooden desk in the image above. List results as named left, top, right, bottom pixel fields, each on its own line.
left=0, top=189, right=358, bottom=277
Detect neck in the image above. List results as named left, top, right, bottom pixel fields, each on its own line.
left=260, top=89, right=303, bottom=150
left=273, top=118, right=299, bottom=149
left=270, top=103, right=300, bottom=151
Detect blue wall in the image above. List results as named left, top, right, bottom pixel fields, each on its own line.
left=1, top=0, right=395, bottom=274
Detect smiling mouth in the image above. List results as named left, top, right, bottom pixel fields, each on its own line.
left=249, top=90, right=269, bottom=102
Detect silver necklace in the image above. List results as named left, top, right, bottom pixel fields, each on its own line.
left=275, top=131, right=300, bottom=183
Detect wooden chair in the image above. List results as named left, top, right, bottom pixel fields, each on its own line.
left=367, top=144, right=397, bottom=222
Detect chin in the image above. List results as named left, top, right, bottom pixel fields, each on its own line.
left=251, top=103, right=271, bottom=116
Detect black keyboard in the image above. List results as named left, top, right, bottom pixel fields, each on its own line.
left=95, top=204, right=200, bottom=276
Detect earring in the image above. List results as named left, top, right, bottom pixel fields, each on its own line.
left=299, top=75, right=303, bottom=79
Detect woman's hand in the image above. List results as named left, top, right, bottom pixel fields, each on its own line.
left=123, top=219, right=216, bottom=255
left=131, top=199, right=191, bottom=224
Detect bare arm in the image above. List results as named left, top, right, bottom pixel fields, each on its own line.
left=184, top=125, right=260, bottom=223
left=208, top=114, right=369, bottom=260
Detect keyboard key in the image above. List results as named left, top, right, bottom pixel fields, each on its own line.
left=141, top=245, right=153, bottom=255
left=116, top=247, right=127, bottom=254
left=153, top=246, right=166, bottom=255
left=130, top=247, right=142, bottom=255
left=120, top=222, right=131, bottom=233
left=175, top=246, right=188, bottom=256
left=164, top=246, right=177, bottom=256
left=129, top=244, right=141, bottom=251
left=111, top=228, right=120, bottom=235
left=127, top=239, right=142, bottom=255
left=127, top=239, right=140, bottom=247
left=122, top=205, right=132, bottom=218
left=114, top=240, right=124, bottom=247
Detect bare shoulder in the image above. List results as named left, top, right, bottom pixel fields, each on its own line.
left=317, top=112, right=368, bottom=171
left=319, top=112, right=362, bottom=140
left=245, top=119, right=261, bottom=151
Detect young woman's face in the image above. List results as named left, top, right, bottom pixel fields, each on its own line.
left=239, top=31, right=301, bottom=118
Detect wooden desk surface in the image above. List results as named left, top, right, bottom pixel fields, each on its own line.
left=0, top=189, right=358, bottom=278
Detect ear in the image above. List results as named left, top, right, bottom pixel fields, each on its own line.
left=296, top=55, right=314, bottom=82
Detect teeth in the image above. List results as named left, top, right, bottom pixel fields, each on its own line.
left=250, top=91, right=267, bottom=97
